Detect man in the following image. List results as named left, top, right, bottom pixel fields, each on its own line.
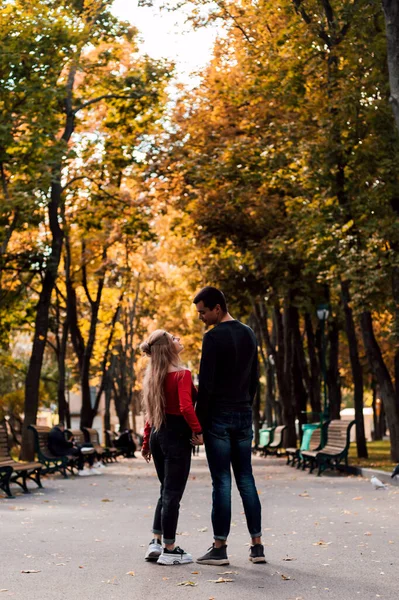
left=193, top=286, right=265, bottom=565
left=48, top=423, right=99, bottom=477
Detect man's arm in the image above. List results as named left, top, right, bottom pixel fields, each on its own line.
left=196, top=333, right=216, bottom=426
left=249, top=343, right=259, bottom=403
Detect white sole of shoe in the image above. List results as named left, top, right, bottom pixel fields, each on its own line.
left=196, top=558, right=230, bottom=566
left=157, top=555, right=193, bottom=565
left=249, top=556, right=267, bottom=563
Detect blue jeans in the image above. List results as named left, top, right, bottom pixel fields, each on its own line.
left=204, top=408, right=262, bottom=541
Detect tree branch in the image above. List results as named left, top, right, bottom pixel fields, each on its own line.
left=73, top=92, right=141, bottom=115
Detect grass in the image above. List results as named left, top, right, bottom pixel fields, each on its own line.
left=348, top=440, right=395, bottom=473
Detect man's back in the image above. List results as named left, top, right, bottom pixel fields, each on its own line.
left=198, top=320, right=258, bottom=412
left=48, top=426, right=72, bottom=456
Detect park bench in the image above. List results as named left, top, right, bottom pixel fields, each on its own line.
left=82, top=428, right=117, bottom=463
left=0, top=465, right=13, bottom=498
left=286, top=422, right=328, bottom=468
left=0, top=423, right=42, bottom=495
left=300, top=419, right=355, bottom=476
left=257, top=425, right=276, bottom=456
left=262, top=425, right=286, bottom=457
left=105, top=430, right=130, bottom=458
left=28, top=425, right=78, bottom=478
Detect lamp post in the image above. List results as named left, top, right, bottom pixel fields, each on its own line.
left=317, top=304, right=330, bottom=420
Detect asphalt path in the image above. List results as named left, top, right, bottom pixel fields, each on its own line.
left=0, top=452, right=397, bottom=600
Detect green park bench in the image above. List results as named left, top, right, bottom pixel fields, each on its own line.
left=262, top=425, right=287, bottom=457
left=82, top=427, right=117, bottom=463
left=257, top=425, right=276, bottom=455
left=0, top=423, right=42, bottom=496
left=301, top=419, right=356, bottom=476
left=286, top=421, right=329, bottom=468
left=28, top=425, right=78, bottom=478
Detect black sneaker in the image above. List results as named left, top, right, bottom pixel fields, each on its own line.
left=196, top=544, right=229, bottom=565
left=249, top=543, right=266, bottom=563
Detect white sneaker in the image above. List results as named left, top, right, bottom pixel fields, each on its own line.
left=93, top=461, right=105, bottom=468
left=145, top=539, right=162, bottom=561
left=157, top=546, right=193, bottom=565
left=77, top=469, right=92, bottom=477
left=90, top=468, right=103, bottom=476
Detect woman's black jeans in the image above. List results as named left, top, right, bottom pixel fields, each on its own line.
left=150, top=415, right=192, bottom=544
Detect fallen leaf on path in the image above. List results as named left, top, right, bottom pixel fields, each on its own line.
left=191, top=571, right=199, bottom=574
left=364, top=532, right=372, bottom=536
left=298, top=492, right=310, bottom=497
left=218, top=571, right=238, bottom=575
left=208, top=577, right=234, bottom=583
left=197, top=527, right=208, bottom=532
left=177, top=581, right=197, bottom=586
left=101, top=498, right=112, bottom=502
left=162, top=577, right=169, bottom=581
left=282, top=557, right=297, bottom=561
left=281, top=574, right=291, bottom=580
left=21, top=570, right=40, bottom=574
left=0, top=590, right=8, bottom=592
left=126, top=571, right=135, bottom=576
left=313, top=540, right=331, bottom=546
left=102, top=577, right=119, bottom=585
left=56, top=563, right=66, bottom=566
left=352, top=496, right=363, bottom=501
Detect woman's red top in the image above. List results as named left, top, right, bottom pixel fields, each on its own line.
left=142, top=369, right=201, bottom=452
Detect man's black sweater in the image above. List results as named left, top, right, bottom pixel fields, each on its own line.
left=196, top=320, right=258, bottom=423
left=48, top=426, right=73, bottom=457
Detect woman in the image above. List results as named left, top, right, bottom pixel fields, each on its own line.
left=140, top=329, right=203, bottom=565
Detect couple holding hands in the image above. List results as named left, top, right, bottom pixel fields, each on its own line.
left=140, top=286, right=265, bottom=566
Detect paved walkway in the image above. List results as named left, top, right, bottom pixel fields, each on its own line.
left=0, top=453, right=397, bottom=600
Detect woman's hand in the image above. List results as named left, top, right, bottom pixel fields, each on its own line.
left=191, top=433, right=204, bottom=446
left=141, top=448, right=152, bottom=463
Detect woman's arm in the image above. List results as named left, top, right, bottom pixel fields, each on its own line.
left=177, top=370, right=202, bottom=434
left=141, top=420, right=152, bottom=461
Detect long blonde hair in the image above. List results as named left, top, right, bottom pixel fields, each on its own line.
left=140, top=329, right=181, bottom=430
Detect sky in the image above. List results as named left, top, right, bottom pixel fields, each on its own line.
left=111, top=0, right=218, bottom=83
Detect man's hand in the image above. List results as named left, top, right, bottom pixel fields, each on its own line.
left=141, top=448, right=152, bottom=463
left=191, top=433, right=204, bottom=446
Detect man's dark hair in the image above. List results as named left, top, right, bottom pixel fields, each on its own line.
left=193, top=286, right=227, bottom=312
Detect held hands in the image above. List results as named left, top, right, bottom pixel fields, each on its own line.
left=141, top=448, right=152, bottom=463
left=191, top=432, right=204, bottom=446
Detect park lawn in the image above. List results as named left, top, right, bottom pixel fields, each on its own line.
left=348, top=440, right=395, bottom=473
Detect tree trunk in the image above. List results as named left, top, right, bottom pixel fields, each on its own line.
left=274, top=302, right=296, bottom=447
left=21, top=181, right=65, bottom=460
left=341, top=280, right=368, bottom=458
left=327, top=318, right=342, bottom=420
left=252, top=385, right=261, bottom=447
left=292, top=307, right=311, bottom=408
left=57, top=318, right=70, bottom=426
left=292, top=348, right=307, bottom=442
left=265, top=360, right=275, bottom=425
left=360, top=310, right=399, bottom=461
left=304, top=313, right=322, bottom=414
left=382, top=0, right=399, bottom=133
